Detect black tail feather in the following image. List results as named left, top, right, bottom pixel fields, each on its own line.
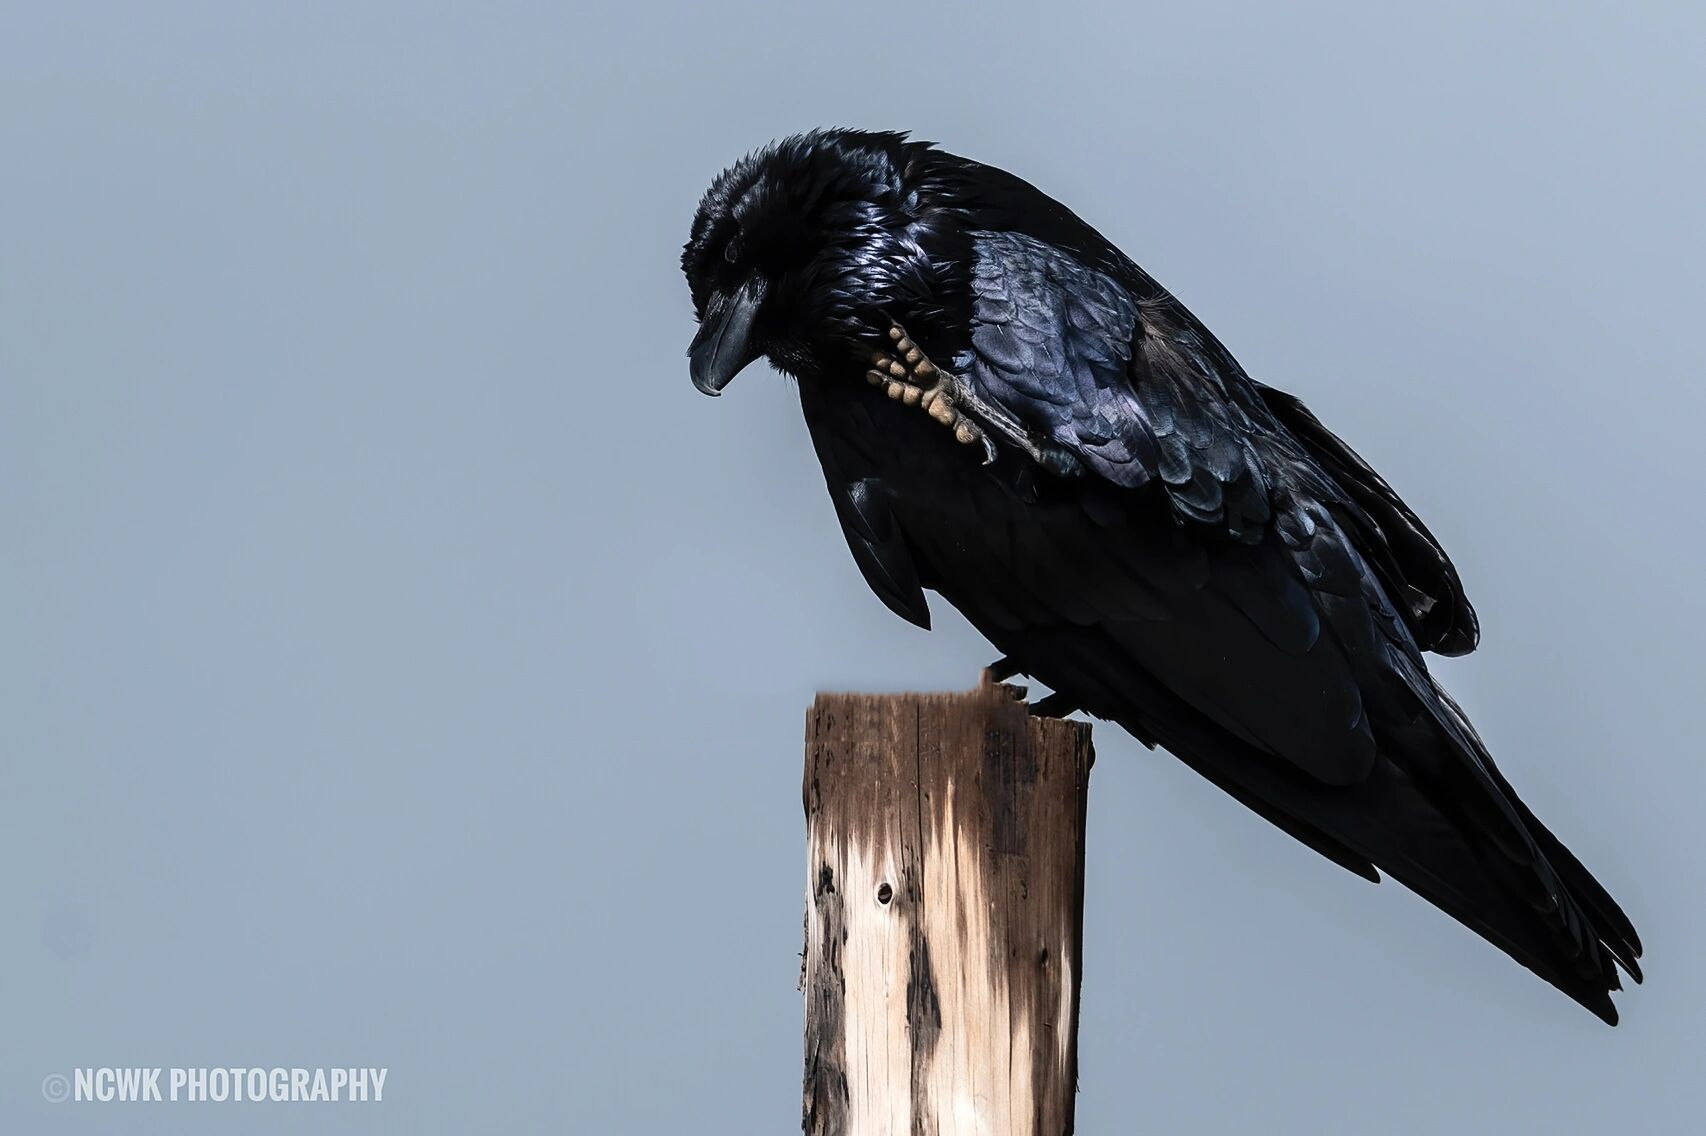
left=1004, top=634, right=1641, bottom=1024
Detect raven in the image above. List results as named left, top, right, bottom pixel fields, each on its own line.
left=681, top=130, right=1641, bottom=1023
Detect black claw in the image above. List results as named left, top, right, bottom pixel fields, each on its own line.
left=1030, top=692, right=1079, bottom=718
left=986, top=656, right=1024, bottom=682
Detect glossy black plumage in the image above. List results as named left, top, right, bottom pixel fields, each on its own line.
left=682, top=130, right=1640, bottom=1022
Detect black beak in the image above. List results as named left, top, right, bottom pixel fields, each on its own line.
left=689, top=278, right=765, bottom=396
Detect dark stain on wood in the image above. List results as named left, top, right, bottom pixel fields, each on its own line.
left=803, top=861, right=848, bottom=1134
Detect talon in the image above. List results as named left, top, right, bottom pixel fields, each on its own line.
left=1030, top=692, right=1079, bottom=718
left=875, top=321, right=1024, bottom=470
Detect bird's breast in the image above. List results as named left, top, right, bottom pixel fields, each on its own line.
left=802, top=375, right=1002, bottom=505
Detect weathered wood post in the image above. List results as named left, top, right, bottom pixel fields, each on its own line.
left=801, top=674, right=1094, bottom=1135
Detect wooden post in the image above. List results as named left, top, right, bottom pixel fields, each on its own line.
left=801, top=675, right=1094, bottom=1136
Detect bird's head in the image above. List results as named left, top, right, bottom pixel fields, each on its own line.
left=681, top=130, right=950, bottom=394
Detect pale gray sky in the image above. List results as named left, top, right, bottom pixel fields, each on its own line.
left=4, top=2, right=1703, bottom=1132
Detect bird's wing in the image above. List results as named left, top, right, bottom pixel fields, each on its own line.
left=1254, top=384, right=1480, bottom=655
left=962, top=228, right=1474, bottom=654
left=965, top=230, right=1274, bottom=541
left=959, top=228, right=1392, bottom=786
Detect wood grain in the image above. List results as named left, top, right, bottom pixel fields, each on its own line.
left=802, top=677, right=1094, bottom=1135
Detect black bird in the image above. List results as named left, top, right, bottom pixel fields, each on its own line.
left=681, top=129, right=1641, bottom=1023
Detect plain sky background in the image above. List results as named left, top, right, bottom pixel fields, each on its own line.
left=4, top=2, right=1703, bottom=1132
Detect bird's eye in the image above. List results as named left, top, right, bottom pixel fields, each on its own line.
left=724, top=237, right=743, bottom=264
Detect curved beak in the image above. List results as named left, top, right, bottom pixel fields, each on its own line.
left=689, top=277, right=765, bottom=396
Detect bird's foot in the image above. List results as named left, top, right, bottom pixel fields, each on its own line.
left=868, top=323, right=1074, bottom=473
left=1029, top=691, right=1079, bottom=719
left=866, top=326, right=997, bottom=463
